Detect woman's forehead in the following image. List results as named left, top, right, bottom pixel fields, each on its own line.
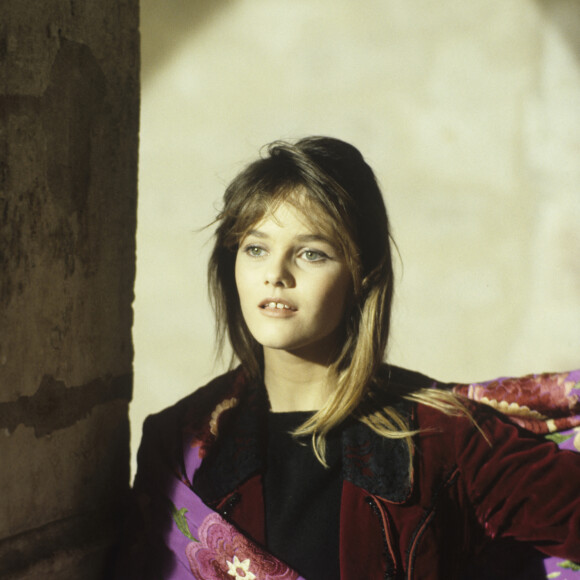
left=245, top=198, right=336, bottom=239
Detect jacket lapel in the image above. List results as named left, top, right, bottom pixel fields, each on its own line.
left=342, top=413, right=414, bottom=503
left=187, top=367, right=416, bottom=507
left=188, top=371, right=270, bottom=506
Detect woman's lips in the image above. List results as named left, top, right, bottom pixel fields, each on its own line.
left=258, top=298, right=298, bottom=316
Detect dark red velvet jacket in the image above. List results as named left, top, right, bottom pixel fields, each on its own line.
left=128, top=366, right=580, bottom=579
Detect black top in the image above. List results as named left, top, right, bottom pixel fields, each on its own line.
left=264, top=411, right=342, bottom=580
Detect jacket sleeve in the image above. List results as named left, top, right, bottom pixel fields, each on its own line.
left=455, top=402, right=580, bottom=562
left=113, top=409, right=198, bottom=580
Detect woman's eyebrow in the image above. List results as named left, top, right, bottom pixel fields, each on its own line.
left=244, top=229, right=267, bottom=239
left=244, top=231, right=332, bottom=245
left=295, top=234, right=334, bottom=245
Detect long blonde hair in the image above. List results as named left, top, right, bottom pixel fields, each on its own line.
left=209, top=136, right=471, bottom=463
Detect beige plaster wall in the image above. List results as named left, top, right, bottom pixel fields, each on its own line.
left=134, top=0, right=580, bottom=475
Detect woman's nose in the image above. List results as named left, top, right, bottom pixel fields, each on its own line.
left=265, top=257, right=295, bottom=287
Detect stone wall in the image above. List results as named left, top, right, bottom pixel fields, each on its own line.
left=134, top=0, right=580, bottom=475
left=0, top=1, right=139, bottom=578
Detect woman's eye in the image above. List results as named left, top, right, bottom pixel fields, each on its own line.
left=301, top=249, right=327, bottom=262
left=245, top=245, right=266, bottom=257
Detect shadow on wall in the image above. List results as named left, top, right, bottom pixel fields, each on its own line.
left=141, top=0, right=580, bottom=84
left=537, top=0, right=580, bottom=61
left=141, top=0, right=234, bottom=82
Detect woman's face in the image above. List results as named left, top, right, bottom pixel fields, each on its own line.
left=234, top=201, right=352, bottom=362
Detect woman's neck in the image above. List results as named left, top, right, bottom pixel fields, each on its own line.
left=263, top=348, right=332, bottom=412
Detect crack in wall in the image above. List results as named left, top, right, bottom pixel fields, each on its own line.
left=0, top=373, right=132, bottom=437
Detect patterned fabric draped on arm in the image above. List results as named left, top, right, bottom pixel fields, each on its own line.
left=451, top=369, right=580, bottom=578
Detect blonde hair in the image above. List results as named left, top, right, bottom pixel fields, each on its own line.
left=209, top=136, right=472, bottom=464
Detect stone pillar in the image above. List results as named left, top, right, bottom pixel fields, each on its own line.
left=0, top=1, right=139, bottom=578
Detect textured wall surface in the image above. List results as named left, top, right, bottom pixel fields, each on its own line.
left=133, top=0, right=580, bottom=475
left=0, top=1, right=139, bottom=577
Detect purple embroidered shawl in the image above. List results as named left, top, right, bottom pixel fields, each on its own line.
left=149, top=426, right=305, bottom=579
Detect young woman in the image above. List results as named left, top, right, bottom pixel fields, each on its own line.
left=118, top=137, right=580, bottom=579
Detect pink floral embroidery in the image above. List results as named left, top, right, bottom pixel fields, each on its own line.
left=186, top=398, right=239, bottom=459
left=184, top=371, right=249, bottom=458
left=468, top=374, right=577, bottom=415
left=574, top=427, right=580, bottom=452
left=185, top=513, right=299, bottom=580
left=209, top=398, right=239, bottom=437
left=453, top=372, right=580, bottom=433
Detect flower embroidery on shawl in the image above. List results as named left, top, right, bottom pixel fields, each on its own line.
left=226, top=555, right=256, bottom=579
left=453, top=372, right=580, bottom=434
left=467, top=374, right=577, bottom=415
left=171, top=502, right=196, bottom=541
left=187, top=397, right=240, bottom=458
left=210, top=398, right=239, bottom=437
left=186, top=512, right=299, bottom=579
left=574, top=427, right=580, bottom=452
